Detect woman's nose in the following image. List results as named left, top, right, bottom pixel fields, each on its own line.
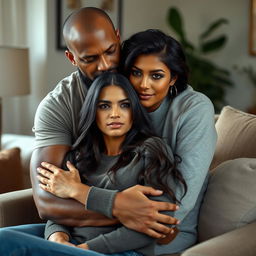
left=139, top=76, right=149, bottom=89
left=110, top=105, right=120, bottom=118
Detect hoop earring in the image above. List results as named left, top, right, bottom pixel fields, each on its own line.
left=170, top=85, right=178, bottom=97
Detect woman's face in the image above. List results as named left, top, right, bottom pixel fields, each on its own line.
left=129, top=54, right=177, bottom=112
left=96, top=85, right=133, bottom=140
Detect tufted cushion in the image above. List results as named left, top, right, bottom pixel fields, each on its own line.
left=0, top=147, right=23, bottom=193
left=210, top=106, right=256, bottom=170
left=198, top=158, right=256, bottom=242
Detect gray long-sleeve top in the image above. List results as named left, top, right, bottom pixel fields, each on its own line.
left=45, top=137, right=178, bottom=256
left=151, top=87, right=217, bottom=255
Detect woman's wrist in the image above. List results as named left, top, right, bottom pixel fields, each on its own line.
left=70, top=183, right=90, bottom=205
left=48, top=232, right=69, bottom=242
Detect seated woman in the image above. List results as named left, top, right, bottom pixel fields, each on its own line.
left=120, top=29, right=217, bottom=254
left=0, top=72, right=186, bottom=256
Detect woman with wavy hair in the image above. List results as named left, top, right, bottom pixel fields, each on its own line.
left=0, top=72, right=186, bottom=256
left=120, top=29, right=217, bottom=254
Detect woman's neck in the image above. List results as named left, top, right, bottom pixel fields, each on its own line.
left=103, top=136, right=125, bottom=156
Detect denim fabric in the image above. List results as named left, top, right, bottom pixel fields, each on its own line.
left=0, top=224, right=143, bottom=256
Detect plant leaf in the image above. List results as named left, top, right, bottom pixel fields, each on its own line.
left=167, top=7, right=184, bottom=40
left=201, top=36, right=227, bottom=53
left=200, top=18, right=228, bottom=40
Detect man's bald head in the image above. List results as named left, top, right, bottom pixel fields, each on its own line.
left=63, top=7, right=116, bottom=50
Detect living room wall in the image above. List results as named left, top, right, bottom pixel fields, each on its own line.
left=1, top=0, right=255, bottom=135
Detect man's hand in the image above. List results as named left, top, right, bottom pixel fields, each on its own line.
left=48, top=232, right=75, bottom=247
left=157, top=227, right=179, bottom=245
left=113, top=185, right=180, bottom=239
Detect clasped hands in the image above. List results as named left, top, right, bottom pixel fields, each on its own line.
left=37, top=161, right=180, bottom=244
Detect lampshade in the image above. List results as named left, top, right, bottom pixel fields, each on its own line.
left=0, top=47, right=30, bottom=97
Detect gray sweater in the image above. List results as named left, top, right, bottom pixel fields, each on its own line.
left=45, top=137, right=178, bottom=255
left=151, top=87, right=217, bottom=254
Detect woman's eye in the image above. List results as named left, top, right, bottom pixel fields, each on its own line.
left=121, top=102, right=131, bottom=108
left=98, top=104, right=109, bottom=109
left=152, top=73, right=164, bottom=80
left=131, top=70, right=141, bottom=77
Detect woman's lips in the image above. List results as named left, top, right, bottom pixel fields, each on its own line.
left=107, top=122, right=123, bottom=129
left=139, top=93, right=154, bottom=100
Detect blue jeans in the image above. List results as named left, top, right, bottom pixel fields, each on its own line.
left=0, top=224, right=143, bottom=256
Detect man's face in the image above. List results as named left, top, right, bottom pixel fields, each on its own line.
left=67, top=27, right=120, bottom=81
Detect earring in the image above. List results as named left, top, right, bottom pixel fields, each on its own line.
left=170, top=85, right=178, bottom=97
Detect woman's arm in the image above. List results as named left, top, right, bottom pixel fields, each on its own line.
left=81, top=191, right=177, bottom=254
left=31, top=147, right=117, bottom=227
left=172, top=98, right=217, bottom=222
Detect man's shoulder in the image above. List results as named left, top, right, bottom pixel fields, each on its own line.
left=50, top=71, right=82, bottom=97
left=36, top=71, right=86, bottom=114
left=42, top=71, right=86, bottom=104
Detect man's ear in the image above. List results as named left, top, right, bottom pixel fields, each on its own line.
left=65, top=50, right=77, bottom=66
left=115, top=29, right=121, bottom=41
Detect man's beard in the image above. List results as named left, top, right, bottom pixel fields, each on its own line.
left=78, top=69, right=93, bottom=89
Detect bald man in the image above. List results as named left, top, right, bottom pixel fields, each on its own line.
left=30, top=6, right=177, bottom=247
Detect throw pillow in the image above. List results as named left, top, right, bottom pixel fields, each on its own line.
left=198, top=158, right=256, bottom=242
left=210, top=106, right=256, bottom=170
left=0, top=147, right=23, bottom=193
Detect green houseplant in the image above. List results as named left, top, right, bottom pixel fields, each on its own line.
left=167, top=7, right=233, bottom=111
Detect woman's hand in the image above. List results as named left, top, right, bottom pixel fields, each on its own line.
left=48, top=232, right=75, bottom=247
left=37, top=161, right=81, bottom=198
left=77, top=243, right=89, bottom=250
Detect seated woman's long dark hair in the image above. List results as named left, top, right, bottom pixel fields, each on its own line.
left=65, top=72, right=187, bottom=203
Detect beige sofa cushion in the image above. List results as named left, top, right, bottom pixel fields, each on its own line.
left=198, top=158, right=256, bottom=242
left=210, top=106, right=256, bottom=170
left=0, top=147, right=23, bottom=193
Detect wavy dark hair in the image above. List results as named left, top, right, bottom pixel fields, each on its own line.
left=120, top=29, right=189, bottom=96
left=65, top=72, right=187, bottom=202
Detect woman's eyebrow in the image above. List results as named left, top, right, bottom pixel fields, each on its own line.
left=132, top=65, right=165, bottom=73
left=119, top=98, right=129, bottom=103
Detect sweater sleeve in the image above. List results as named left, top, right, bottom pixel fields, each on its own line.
left=44, top=220, right=72, bottom=240
left=86, top=186, right=118, bottom=218
left=172, top=95, right=217, bottom=222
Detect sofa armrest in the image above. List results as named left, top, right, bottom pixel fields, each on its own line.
left=182, top=221, right=256, bottom=256
left=0, top=188, right=43, bottom=227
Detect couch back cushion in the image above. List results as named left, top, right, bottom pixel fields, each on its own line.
left=0, top=147, right=23, bottom=193
left=198, top=158, right=256, bottom=242
left=210, top=106, right=256, bottom=169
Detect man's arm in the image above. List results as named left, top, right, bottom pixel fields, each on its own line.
left=37, top=160, right=179, bottom=238
left=30, top=145, right=117, bottom=227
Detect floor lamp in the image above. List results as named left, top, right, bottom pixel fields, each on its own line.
left=0, top=47, right=30, bottom=149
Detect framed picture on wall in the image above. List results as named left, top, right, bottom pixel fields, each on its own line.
left=56, top=0, right=123, bottom=50
left=250, top=0, right=256, bottom=55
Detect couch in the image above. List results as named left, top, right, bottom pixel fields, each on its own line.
left=1, top=106, right=256, bottom=256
